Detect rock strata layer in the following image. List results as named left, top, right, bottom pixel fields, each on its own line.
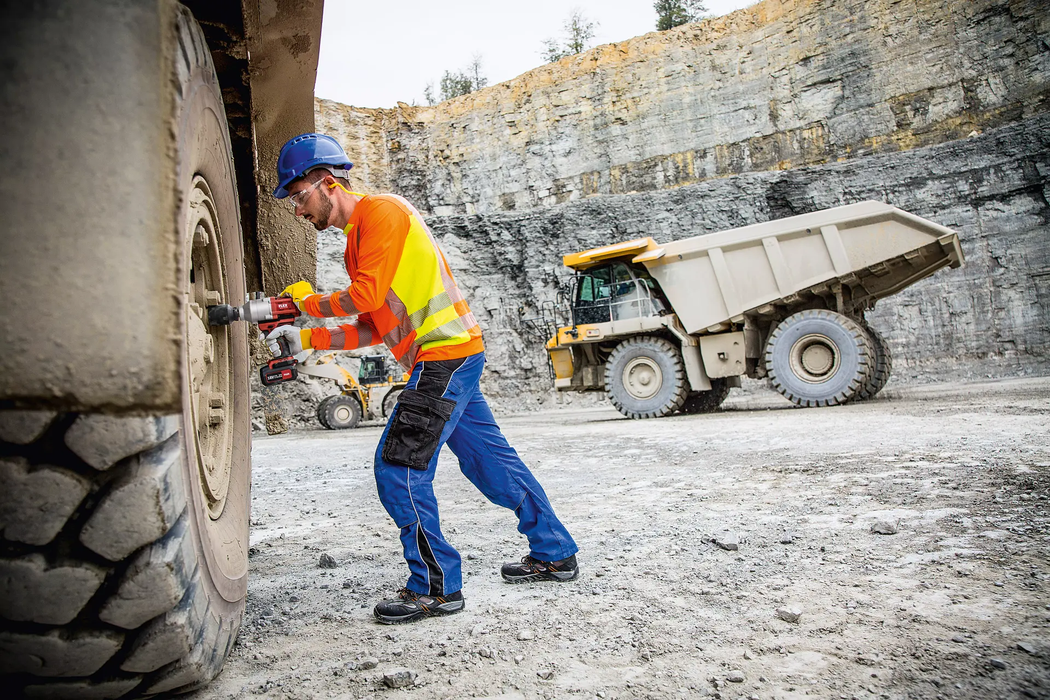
left=306, top=0, right=1049, bottom=406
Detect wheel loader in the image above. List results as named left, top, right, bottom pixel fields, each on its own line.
left=301, top=354, right=410, bottom=430
left=542, top=201, right=964, bottom=418
left=0, top=1, right=323, bottom=695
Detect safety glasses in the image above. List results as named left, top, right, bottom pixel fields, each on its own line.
left=287, top=179, right=324, bottom=209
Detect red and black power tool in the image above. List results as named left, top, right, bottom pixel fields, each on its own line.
left=207, top=293, right=302, bottom=386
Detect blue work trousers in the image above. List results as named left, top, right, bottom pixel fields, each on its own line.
left=374, top=352, right=577, bottom=596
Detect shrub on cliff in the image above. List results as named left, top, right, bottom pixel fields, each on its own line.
left=655, top=0, right=707, bottom=30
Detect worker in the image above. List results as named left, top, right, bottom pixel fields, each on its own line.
left=266, top=133, right=579, bottom=624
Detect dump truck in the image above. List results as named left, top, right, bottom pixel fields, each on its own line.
left=301, top=354, right=410, bottom=430
left=0, top=1, right=323, bottom=696
left=543, top=201, right=964, bottom=418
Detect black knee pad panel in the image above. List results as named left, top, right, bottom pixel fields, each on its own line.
left=382, top=389, right=457, bottom=470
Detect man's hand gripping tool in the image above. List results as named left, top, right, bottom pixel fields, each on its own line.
left=207, top=293, right=302, bottom=386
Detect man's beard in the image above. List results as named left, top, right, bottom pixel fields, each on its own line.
left=312, top=189, right=333, bottom=230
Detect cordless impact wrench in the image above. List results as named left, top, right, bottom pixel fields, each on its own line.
left=206, top=293, right=302, bottom=386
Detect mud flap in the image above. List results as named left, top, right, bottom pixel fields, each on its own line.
left=381, top=389, right=457, bottom=470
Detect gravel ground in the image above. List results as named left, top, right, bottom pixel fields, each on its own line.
left=190, top=377, right=1050, bottom=700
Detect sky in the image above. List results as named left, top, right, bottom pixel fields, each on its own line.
left=315, top=0, right=758, bottom=109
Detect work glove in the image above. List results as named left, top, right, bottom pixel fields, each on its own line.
left=265, top=326, right=312, bottom=363
left=280, top=280, right=317, bottom=310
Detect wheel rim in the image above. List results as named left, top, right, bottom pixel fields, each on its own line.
left=184, top=175, right=234, bottom=520
left=622, top=357, right=663, bottom=400
left=332, top=403, right=354, bottom=425
left=789, top=333, right=841, bottom=383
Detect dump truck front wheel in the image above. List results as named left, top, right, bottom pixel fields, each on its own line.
left=605, top=337, right=688, bottom=419
left=765, top=310, right=875, bottom=407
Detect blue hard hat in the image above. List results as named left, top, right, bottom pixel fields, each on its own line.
left=273, top=133, right=354, bottom=198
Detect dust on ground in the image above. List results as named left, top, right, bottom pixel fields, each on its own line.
left=192, top=378, right=1050, bottom=700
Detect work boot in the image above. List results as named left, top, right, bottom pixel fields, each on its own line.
left=373, top=588, right=465, bottom=624
left=501, top=554, right=579, bottom=583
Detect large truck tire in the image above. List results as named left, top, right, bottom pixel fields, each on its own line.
left=857, top=324, right=893, bottom=400
left=316, top=396, right=336, bottom=429
left=764, top=310, right=875, bottom=407
left=0, top=6, right=250, bottom=696
left=382, top=389, right=403, bottom=418
left=678, top=379, right=731, bottom=414
left=322, top=396, right=363, bottom=430
left=605, top=337, right=688, bottom=419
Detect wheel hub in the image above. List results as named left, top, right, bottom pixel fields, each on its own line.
left=185, top=176, right=233, bottom=519
left=789, top=333, right=840, bottom=383
left=622, top=357, right=663, bottom=400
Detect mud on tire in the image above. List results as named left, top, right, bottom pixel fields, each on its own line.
left=605, top=337, right=688, bottom=419
left=0, top=6, right=250, bottom=697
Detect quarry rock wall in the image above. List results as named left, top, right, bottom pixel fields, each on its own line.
left=310, top=0, right=1050, bottom=406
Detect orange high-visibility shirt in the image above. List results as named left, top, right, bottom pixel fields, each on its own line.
left=302, top=194, right=483, bottom=370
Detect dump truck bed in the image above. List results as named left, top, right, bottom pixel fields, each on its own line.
left=602, top=201, right=963, bottom=334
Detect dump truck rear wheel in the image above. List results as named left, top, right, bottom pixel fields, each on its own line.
left=679, top=379, right=731, bottom=414
left=857, top=325, right=893, bottom=400
left=0, top=6, right=249, bottom=696
left=382, top=389, right=403, bottom=418
left=605, top=337, right=688, bottom=419
left=765, top=310, right=875, bottom=407
left=323, top=396, right=363, bottom=430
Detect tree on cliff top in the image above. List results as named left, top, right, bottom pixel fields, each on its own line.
left=432, top=54, right=489, bottom=103
left=541, top=8, right=597, bottom=63
left=655, top=0, right=707, bottom=30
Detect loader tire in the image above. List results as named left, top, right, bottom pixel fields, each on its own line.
left=382, top=389, right=403, bottom=419
left=765, top=310, right=875, bottom=407
left=0, top=6, right=250, bottom=697
left=316, top=396, right=336, bottom=429
left=322, top=396, right=363, bottom=430
left=605, top=337, right=688, bottom=419
left=857, top=325, right=893, bottom=400
left=679, top=379, right=731, bottom=414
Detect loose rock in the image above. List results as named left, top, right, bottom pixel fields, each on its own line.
left=537, top=670, right=555, bottom=680
left=319, top=553, right=338, bottom=569
left=383, top=668, right=417, bottom=688
left=776, top=606, right=802, bottom=623
left=713, top=532, right=739, bottom=551
left=870, top=520, right=898, bottom=535
left=1018, top=641, right=1037, bottom=655
left=988, top=658, right=1007, bottom=670
left=726, top=670, right=745, bottom=683
left=517, top=629, right=536, bottom=641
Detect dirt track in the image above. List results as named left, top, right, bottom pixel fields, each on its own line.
left=191, top=378, right=1050, bottom=700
